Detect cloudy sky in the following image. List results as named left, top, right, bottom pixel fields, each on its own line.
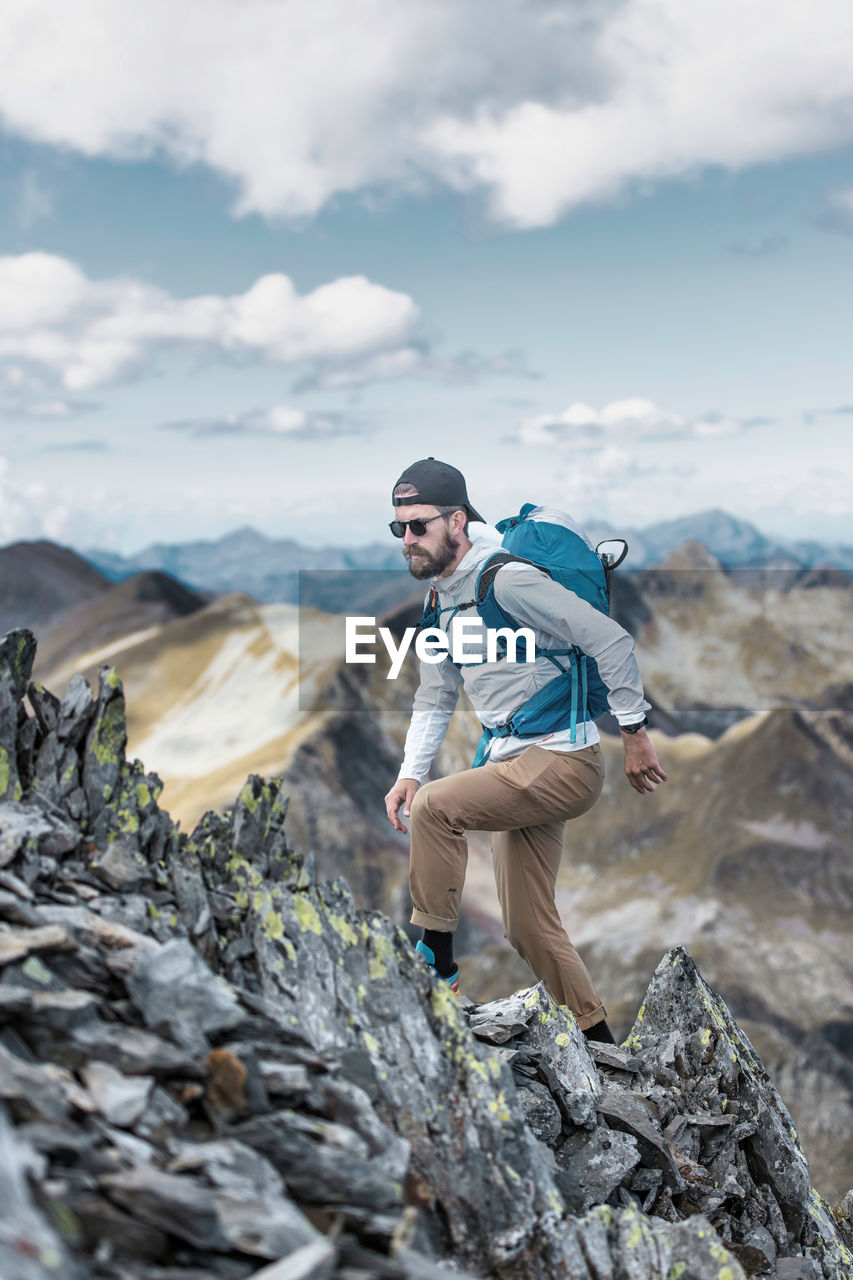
left=1, top=0, right=852, bottom=554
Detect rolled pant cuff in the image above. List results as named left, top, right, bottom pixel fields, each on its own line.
left=410, top=909, right=457, bottom=932
left=575, top=1004, right=607, bottom=1032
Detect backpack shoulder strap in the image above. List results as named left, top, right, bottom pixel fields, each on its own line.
left=475, top=551, right=552, bottom=607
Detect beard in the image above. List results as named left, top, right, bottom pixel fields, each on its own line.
left=404, top=527, right=460, bottom=579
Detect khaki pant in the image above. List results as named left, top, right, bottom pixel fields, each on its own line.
left=409, top=743, right=606, bottom=1030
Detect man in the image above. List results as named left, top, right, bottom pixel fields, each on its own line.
left=383, top=458, right=666, bottom=1043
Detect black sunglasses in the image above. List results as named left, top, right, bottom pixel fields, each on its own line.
left=388, top=513, right=447, bottom=538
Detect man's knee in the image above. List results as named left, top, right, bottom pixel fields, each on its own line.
left=409, top=780, right=438, bottom=826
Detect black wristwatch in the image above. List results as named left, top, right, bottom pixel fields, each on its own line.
left=620, top=717, right=648, bottom=734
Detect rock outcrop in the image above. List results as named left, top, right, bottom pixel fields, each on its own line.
left=1, top=629, right=851, bottom=1280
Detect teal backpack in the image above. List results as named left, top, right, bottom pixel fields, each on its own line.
left=419, top=504, right=627, bottom=766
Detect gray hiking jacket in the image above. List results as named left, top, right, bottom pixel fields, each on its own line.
left=398, top=533, right=650, bottom=782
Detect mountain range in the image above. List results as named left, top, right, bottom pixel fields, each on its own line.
left=83, top=508, right=853, bottom=604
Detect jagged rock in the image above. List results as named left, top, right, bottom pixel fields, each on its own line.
left=126, top=938, right=246, bottom=1039
left=100, top=1165, right=231, bottom=1250
left=469, top=982, right=601, bottom=1127
left=514, top=1078, right=562, bottom=1145
left=82, top=666, right=127, bottom=825
left=0, top=1104, right=81, bottom=1280
left=89, top=836, right=152, bottom=891
left=0, top=630, right=38, bottom=704
left=80, top=1062, right=154, bottom=1127
left=0, top=802, right=78, bottom=867
left=554, top=1125, right=641, bottom=1211
left=56, top=673, right=96, bottom=748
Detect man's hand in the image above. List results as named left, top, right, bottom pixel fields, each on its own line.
left=385, top=777, right=420, bottom=832
left=622, top=730, right=667, bottom=795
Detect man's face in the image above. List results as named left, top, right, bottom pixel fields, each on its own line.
left=394, top=502, right=462, bottom=579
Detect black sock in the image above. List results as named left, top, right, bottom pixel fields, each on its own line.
left=422, top=929, right=455, bottom=977
left=583, top=1019, right=616, bottom=1044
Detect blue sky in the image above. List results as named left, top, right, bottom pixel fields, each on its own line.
left=0, top=1, right=852, bottom=554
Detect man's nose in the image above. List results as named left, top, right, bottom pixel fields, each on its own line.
left=402, top=525, right=419, bottom=546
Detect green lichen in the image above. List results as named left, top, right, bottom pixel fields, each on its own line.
left=555, top=1032, right=571, bottom=1048
left=524, top=990, right=541, bottom=1010
left=0, top=746, right=10, bottom=797
left=22, top=956, right=53, bottom=985
left=329, top=914, right=359, bottom=947
left=363, top=1031, right=380, bottom=1053
left=136, top=782, right=152, bottom=808
left=147, top=903, right=162, bottom=920
left=504, top=1165, right=521, bottom=1183
left=487, top=1092, right=511, bottom=1122
left=667, top=1265, right=686, bottom=1280
left=292, top=894, right=323, bottom=935
left=261, top=910, right=285, bottom=942
left=90, top=694, right=126, bottom=767
left=115, top=807, right=139, bottom=834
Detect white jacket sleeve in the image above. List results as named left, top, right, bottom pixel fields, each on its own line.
left=398, top=656, right=463, bottom=782
left=494, top=567, right=651, bottom=724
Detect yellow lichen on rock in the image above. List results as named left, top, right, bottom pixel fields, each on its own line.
left=292, top=893, right=323, bottom=935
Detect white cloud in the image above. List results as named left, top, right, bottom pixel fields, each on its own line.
left=0, top=1, right=850, bottom=225
left=0, top=252, right=420, bottom=392
left=0, top=454, right=80, bottom=544
left=163, top=405, right=362, bottom=439
left=517, top=398, right=719, bottom=448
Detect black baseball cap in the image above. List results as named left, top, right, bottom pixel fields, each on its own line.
left=392, top=457, right=485, bottom=523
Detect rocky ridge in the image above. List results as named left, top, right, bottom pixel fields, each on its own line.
left=0, top=629, right=851, bottom=1280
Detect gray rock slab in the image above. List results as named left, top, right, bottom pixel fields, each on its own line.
left=212, top=1188, right=319, bottom=1259
left=27, top=682, right=59, bottom=736
left=82, top=1061, right=154, bottom=1127
left=91, top=837, right=152, bottom=892
left=126, top=937, right=246, bottom=1037
left=0, top=1104, right=82, bottom=1280
left=82, top=666, right=127, bottom=819
left=0, top=923, right=73, bottom=965
left=244, top=1239, right=337, bottom=1280
left=56, top=673, right=95, bottom=746
left=516, top=1078, right=563, bottom=1146
left=100, top=1164, right=231, bottom=1251
left=170, top=1138, right=285, bottom=1200
left=0, top=804, right=78, bottom=867
left=597, top=1081, right=684, bottom=1189
left=467, top=988, right=537, bottom=1043
left=1, top=630, right=37, bottom=702
left=556, top=1125, right=641, bottom=1211
left=507, top=983, right=602, bottom=1127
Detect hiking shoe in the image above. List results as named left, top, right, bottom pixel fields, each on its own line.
left=415, top=939, right=461, bottom=995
